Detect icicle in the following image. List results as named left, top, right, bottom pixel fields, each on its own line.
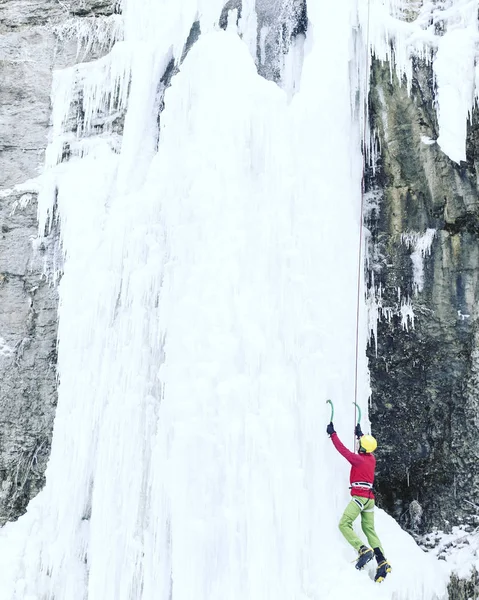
left=54, top=15, right=124, bottom=60
left=280, top=30, right=305, bottom=100
left=78, top=42, right=133, bottom=135
left=238, top=0, right=258, bottom=61
left=44, top=66, right=76, bottom=169
left=400, top=296, right=415, bottom=331
left=366, top=273, right=381, bottom=355
left=359, top=0, right=479, bottom=164
left=401, top=229, right=436, bottom=294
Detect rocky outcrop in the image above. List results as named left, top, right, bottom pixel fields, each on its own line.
left=0, top=0, right=116, bottom=521
left=0, top=190, right=57, bottom=522
left=367, top=58, right=479, bottom=533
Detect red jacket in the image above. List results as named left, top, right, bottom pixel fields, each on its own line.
left=330, top=432, right=375, bottom=499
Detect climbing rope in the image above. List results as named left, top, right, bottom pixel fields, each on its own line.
left=353, top=0, right=372, bottom=444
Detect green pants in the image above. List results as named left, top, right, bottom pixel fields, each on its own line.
left=339, top=496, right=384, bottom=553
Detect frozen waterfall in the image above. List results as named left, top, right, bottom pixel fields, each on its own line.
left=1, top=0, right=476, bottom=598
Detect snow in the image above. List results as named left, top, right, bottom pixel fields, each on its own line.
left=434, top=26, right=477, bottom=163
left=0, top=0, right=477, bottom=598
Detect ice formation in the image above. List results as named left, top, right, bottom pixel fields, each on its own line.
left=401, top=229, right=436, bottom=294
left=0, top=0, right=477, bottom=598
left=365, top=0, right=479, bottom=164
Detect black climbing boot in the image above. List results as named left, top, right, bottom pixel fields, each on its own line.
left=373, top=547, right=392, bottom=582
left=355, top=545, right=374, bottom=570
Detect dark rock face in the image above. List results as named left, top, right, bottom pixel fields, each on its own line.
left=367, top=58, right=479, bottom=533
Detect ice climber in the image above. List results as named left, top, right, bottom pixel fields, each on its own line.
left=326, top=420, right=392, bottom=583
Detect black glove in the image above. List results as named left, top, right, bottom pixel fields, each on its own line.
left=326, top=422, right=335, bottom=436
left=355, top=423, right=363, bottom=438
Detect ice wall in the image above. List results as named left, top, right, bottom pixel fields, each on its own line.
left=0, top=1, right=452, bottom=599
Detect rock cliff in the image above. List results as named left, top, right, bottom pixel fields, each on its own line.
left=367, top=58, right=479, bottom=535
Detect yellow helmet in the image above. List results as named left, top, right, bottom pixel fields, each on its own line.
left=360, top=435, right=377, bottom=453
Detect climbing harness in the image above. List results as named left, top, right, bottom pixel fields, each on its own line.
left=350, top=481, right=373, bottom=491
left=350, top=481, right=374, bottom=500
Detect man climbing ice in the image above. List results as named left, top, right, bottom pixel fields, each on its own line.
left=326, top=419, right=392, bottom=583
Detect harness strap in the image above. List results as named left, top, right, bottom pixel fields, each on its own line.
left=350, top=481, right=373, bottom=489
left=353, top=497, right=374, bottom=513
left=353, top=498, right=365, bottom=510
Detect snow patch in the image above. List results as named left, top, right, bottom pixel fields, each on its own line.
left=0, top=337, right=14, bottom=357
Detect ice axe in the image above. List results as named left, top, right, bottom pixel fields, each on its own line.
left=353, top=401, right=361, bottom=425
left=326, top=399, right=334, bottom=421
